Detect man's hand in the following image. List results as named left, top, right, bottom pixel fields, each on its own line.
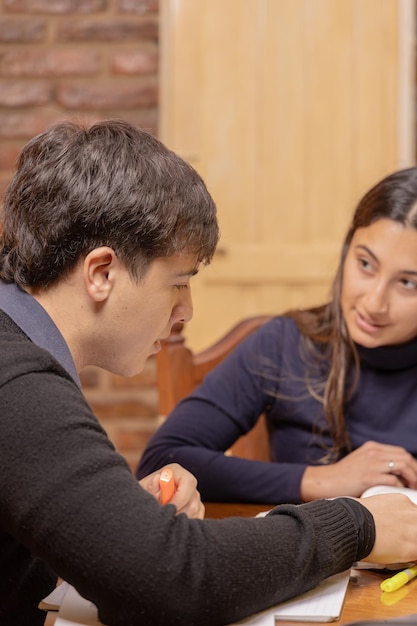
left=359, top=493, right=417, bottom=564
left=139, top=462, right=205, bottom=519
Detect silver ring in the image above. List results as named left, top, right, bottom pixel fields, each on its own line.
left=388, top=460, right=395, bottom=473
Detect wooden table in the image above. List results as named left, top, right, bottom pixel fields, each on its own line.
left=46, top=502, right=417, bottom=625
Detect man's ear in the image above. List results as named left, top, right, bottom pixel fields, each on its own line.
left=83, top=247, right=118, bottom=302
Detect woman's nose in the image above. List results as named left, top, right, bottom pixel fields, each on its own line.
left=363, top=282, right=389, bottom=315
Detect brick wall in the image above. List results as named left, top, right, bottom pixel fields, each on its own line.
left=0, top=0, right=161, bottom=472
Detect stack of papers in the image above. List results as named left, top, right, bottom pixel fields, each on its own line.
left=42, top=570, right=350, bottom=626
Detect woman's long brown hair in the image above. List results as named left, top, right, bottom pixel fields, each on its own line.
left=284, top=167, right=417, bottom=459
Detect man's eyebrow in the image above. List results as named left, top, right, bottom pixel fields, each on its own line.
left=174, top=268, right=199, bottom=278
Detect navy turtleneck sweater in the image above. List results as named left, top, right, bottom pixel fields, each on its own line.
left=137, top=316, right=417, bottom=503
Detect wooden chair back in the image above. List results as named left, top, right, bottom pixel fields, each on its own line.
left=156, top=315, right=272, bottom=461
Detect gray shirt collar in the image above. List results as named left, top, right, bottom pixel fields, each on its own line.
left=0, top=281, right=81, bottom=387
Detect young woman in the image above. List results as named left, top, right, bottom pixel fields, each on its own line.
left=137, top=167, right=417, bottom=504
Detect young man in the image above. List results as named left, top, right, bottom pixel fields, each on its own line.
left=1, top=120, right=417, bottom=626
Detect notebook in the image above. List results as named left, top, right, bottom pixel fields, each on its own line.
left=361, top=485, right=417, bottom=503
left=232, top=570, right=351, bottom=625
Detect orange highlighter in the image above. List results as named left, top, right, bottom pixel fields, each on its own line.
left=159, top=468, right=175, bottom=504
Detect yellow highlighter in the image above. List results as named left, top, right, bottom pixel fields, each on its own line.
left=380, top=565, right=417, bottom=593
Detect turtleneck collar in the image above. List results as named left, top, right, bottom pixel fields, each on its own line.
left=356, top=334, right=417, bottom=371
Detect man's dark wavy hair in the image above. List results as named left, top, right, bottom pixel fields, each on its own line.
left=0, top=119, right=219, bottom=287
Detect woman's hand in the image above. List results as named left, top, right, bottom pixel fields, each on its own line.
left=139, top=462, right=205, bottom=519
left=300, top=441, right=417, bottom=501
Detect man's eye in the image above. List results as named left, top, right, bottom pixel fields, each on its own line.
left=174, top=284, right=188, bottom=291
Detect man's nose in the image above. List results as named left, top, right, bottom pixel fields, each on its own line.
left=175, top=291, right=193, bottom=324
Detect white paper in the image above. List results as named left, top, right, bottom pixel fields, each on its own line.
left=39, top=581, right=70, bottom=611
left=273, top=570, right=350, bottom=622
left=54, top=585, right=103, bottom=626
left=231, top=571, right=350, bottom=625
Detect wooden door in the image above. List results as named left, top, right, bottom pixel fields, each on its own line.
left=160, top=0, right=416, bottom=350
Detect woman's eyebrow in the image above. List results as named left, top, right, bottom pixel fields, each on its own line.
left=355, top=244, right=378, bottom=262
left=355, top=243, right=417, bottom=275
left=401, top=269, right=417, bottom=277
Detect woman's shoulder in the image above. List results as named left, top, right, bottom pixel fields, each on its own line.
left=258, top=314, right=300, bottom=338
left=241, top=315, right=301, bottom=358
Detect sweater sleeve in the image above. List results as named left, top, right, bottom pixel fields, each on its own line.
left=0, top=366, right=375, bottom=626
left=137, top=318, right=307, bottom=503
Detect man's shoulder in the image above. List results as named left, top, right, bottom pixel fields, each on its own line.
left=0, top=310, right=68, bottom=383
left=0, top=308, right=32, bottom=347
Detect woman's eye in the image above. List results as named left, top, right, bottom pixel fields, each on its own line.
left=400, top=278, right=417, bottom=290
left=358, top=257, right=372, bottom=272
left=174, top=284, right=188, bottom=291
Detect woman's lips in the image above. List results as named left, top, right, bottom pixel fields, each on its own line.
left=355, top=310, right=387, bottom=334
